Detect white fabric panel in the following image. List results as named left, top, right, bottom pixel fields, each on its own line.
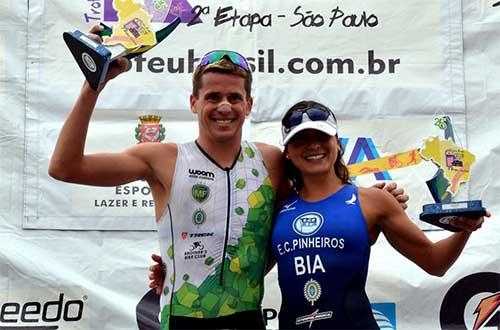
left=24, top=0, right=467, bottom=230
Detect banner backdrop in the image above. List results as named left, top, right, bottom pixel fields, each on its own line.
left=0, top=0, right=499, bottom=329
left=24, top=0, right=466, bottom=230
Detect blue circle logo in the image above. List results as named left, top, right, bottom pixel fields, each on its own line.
left=292, top=212, right=324, bottom=236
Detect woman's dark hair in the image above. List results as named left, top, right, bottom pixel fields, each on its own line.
left=282, top=100, right=352, bottom=193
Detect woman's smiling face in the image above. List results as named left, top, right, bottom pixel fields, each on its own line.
left=285, top=129, right=339, bottom=178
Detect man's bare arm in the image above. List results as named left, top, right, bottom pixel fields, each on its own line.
left=256, top=142, right=291, bottom=206
left=48, top=79, right=161, bottom=186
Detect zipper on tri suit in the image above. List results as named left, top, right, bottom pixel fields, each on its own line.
left=219, top=168, right=231, bottom=285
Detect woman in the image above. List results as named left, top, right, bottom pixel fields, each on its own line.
left=271, top=100, right=487, bottom=329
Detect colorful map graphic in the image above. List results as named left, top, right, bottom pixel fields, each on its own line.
left=103, top=0, right=162, bottom=49
left=347, top=137, right=475, bottom=198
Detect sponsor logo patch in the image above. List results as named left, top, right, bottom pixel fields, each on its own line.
left=184, top=241, right=207, bottom=260
left=189, top=169, right=215, bottom=181
left=293, top=212, right=324, bottom=236
left=296, top=309, right=333, bottom=327
left=304, top=279, right=322, bottom=306
left=279, top=199, right=297, bottom=213
left=180, top=231, right=214, bottom=239
left=345, top=193, right=357, bottom=205
left=192, top=209, right=206, bottom=225
left=191, top=184, right=210, bottom=203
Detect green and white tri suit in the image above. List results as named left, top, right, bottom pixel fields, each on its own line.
left=157, top=141, right=275, bottom=329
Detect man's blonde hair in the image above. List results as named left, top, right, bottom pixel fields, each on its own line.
left=192, top=59, right=252, bottom=97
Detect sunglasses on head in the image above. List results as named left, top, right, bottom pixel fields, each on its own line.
left=199, top=50, right=250, bottom=71
left=282, top=107, right=333, bottom=131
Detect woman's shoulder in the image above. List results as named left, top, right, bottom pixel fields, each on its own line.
left=358, top=186, right=400, bottom=218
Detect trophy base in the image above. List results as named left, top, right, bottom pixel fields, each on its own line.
left=63, top=30, right=112, bottom=90
left=419, top=200, right=486, bottom=232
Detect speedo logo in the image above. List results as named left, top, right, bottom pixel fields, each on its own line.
left=0, top=293, right=85, bottom=329
left=188, top=169, right=215, bottom=181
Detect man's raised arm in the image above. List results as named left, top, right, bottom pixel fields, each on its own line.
left=48, top=83, right=156, bottom=187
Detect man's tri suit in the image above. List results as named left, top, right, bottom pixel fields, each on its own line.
left=157, top=141, right=275, bottom=329
left=271, top=184, right=379, bottom=329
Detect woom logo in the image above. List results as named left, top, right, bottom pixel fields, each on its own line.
left=0, top=293, right=86, bottom=329
left=188, top=169, right=215, bottom=181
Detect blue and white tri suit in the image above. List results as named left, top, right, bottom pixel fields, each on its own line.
left=271, top=184, right=379, bottom=329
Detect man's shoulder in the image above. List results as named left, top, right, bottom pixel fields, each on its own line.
left=128, top=142, right=179, bottom=166
left=134, top=141, right=178, bottom=153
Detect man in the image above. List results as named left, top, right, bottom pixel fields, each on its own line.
left=50, top=29, right=407, bottom=328
left=50, top=42, right=284, bottom=328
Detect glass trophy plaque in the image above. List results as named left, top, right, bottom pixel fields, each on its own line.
left=347, top=117, right=485, bottom=231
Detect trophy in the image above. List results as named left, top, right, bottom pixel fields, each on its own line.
left=63, top=0, right=181, bottom=90
left=418, top=117, right=486, bottom=231
left=347, top=117, right=486, bottom=231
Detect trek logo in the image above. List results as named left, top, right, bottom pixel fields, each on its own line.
left=440, top=272, right=500, bottom=330
left=189, top=232, right=214, bottom=238
left=180, top=232, right=214, bottom=239
left=293, top=212, right=324, bottom=236
left=188, top=169, right=215, bottom=181
left=0, top=293, right=85, bottom=329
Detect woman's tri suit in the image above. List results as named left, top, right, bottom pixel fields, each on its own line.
left=157, top=141, right=275, bottom=329
left=271, top=184, right=379, bottom=329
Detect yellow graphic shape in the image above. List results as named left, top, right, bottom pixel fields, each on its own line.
left=104, top=0, right=157, bottom=49
left=348, top=149, right=422, bottom=176
left=419, top=137, right=475, bottom=195
left=347, top=137, right=475, bottom=197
